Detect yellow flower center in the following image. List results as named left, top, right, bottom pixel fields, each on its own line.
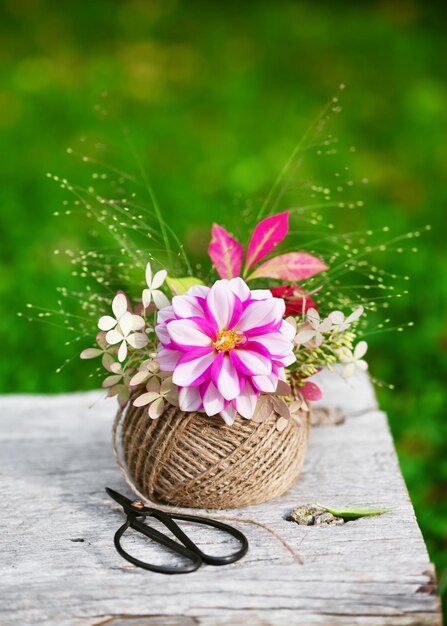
left=213, top=330, right=244, bottom=352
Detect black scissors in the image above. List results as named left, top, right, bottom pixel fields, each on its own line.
left=106, top=487, right=249, bottom=574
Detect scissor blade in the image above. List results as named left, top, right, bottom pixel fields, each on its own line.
left=105, top=487, right=134, bottom=510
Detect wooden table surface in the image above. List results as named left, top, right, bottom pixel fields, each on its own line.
left=0, top=371, right=442, bottom=626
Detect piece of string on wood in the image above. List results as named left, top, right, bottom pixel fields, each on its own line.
left=111, top=404, right=304, bottom=564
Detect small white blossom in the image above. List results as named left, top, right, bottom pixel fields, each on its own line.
left=329, top=306, right=364, bottom=333
left=295, top=308, right=332, bottom=347
left=142, top=262, right=170, bottom=310
left=99, top=294, right=148, bottom=362
left=336, top=341, right=369, bottom=379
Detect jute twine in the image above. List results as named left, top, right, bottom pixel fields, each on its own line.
left=111, top=399, right=311, bottom=563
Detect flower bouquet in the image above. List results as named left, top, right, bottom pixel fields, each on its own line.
left=81, top=210, right=368, bottom=508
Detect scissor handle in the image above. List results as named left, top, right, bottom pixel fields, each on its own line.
left=153, top=510, right=249, bottom=566
left=113, top=516, right=202, bottom=574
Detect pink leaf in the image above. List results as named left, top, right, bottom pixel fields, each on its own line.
left=300, top=381, right=322, bottom=402
left=248, top=252, right=328, bottom=281
left=245, top=211, right=289, bottom=270
left=208, top=224, right=244, bottom=279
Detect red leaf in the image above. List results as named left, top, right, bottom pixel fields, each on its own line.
left=208, top=224, right=244, bottom=279
left=245, top=211, right=289, bottom=270
left=269, top=285, right=318, bottom=315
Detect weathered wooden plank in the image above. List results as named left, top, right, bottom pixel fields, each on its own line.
left=0, top=371, right=441, bottom=626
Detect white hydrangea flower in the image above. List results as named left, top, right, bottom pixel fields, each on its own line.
left=336, top=341, right=368, bottom=379
left=99, top=293, right=148, bottom=362
left=329, top=306, right=364, bottom=333
left=295, top=308, right=332, bottom=347
left=142, top=262, right=170, bottom=310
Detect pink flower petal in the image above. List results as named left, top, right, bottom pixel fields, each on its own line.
left=231, top=343, right=272, bottom=376
left=157, top=347, right=182, bottom=372
left=202, top=382, right=225, bottom=416
left=157, top=305, right=175, bottom=323
left=220, top=405, right=237, bottom=426
left=172, top=350, right=215, bottom=387
left=249, top=252, right=328, bottom=281
left=274, top=352, right=296, bottom=367
left=252, top=371, right=279, bottom=393
left=235, top=298, right=279, bottom=333
left=234, top=382, right=258, bottom=419
left=208, top=224, right=244, bottom=279
left=167, top=319, right=212, bottom=348
left=206, top=280, right=235, bottom=330
left=249, top=331, right=292, bottom=357
left=245, top=211, right=289, bottom=270
left=228, top=277, right=250, bottom=301
left=213, top=353, right=240, bottom=401
left=186, top=285, right=210, bottom=298
left=280, top=319, right=296, bottom=342
left=172, top=295, right=204, bottom=319
left=178, top=386, right=202, bottom=411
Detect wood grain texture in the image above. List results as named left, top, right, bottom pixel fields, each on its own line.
left=0, top=371, right=442, bottom=626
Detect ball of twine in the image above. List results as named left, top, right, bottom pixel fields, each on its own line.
left=120, top=398, right=311, bottom=509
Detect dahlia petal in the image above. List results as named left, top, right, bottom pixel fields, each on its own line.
left=155, top=323, right=172, bottom=346
left=220, top=405, right=237, bottom=426
left=216, top=354, right=240, bottom=401
left=157, top=348, right=182, bottom=372
left=112, top=293, right=128, bottom=319
left=179, top=386, right=202, bottom=411
left=98, top=315, right=117, bottom=331
left=235, top=299, right=278, bottom=332
left=249, top=331, right=293, bottom=357
left=280, top=319, right=296, bottom=342
left=172, top=295, right=204, bottom=319
left=252, top=371, right=279, bottom=393
left=157, top=305, right=175, bottom=323
left=202, top=382, right=225, bottom=416
left=228, top=277, right=250, bottom=301
left=274, top=352, right=296, bottom=367
left=231, top=344, right=272, bottom=376
left=234, top=382, right=258, bottom=419
left=206, top=280, right=235, bottom=330
left=186, top=285, right=210, bottom=298
left=167, top=319, right=212, bottom=348
left=250, top=289, right=273, bottom=300
left=172, top=350, right=215, bottom=387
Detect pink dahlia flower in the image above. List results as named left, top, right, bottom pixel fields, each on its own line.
left=156, top=278, right=296, bottom=425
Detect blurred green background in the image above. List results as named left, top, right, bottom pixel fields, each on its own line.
left=1, top=0, right=446, bottom=613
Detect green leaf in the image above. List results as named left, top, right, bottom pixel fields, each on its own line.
left=166, top=276, right=205, bottom=296
left=316, top=502, right=393, bottom=520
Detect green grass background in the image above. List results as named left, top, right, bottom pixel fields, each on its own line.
left=1, top=0, right=446, bottom=612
